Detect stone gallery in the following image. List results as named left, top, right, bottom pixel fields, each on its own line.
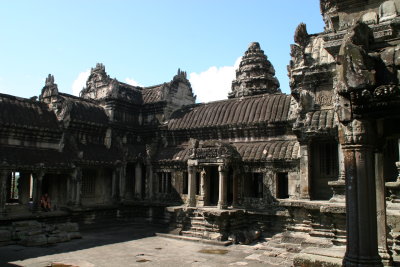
left=1, top=0, right=400, bottom=266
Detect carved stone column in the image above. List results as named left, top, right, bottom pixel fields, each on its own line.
left=0, top=170, right=8, bottom=216
left=375, top=152, right=393, bottom=266
left=218, top=165, right=228, bottom=209
left=18, top=172, right=31, bottom=205
left=232, top=170, right=239, bottom=207
left=341, top=120, right=382, bottom=266
left=197, top=168, right=206, bottom=207
left=187, top=166, right=196, bottom=207
left=299, top=142, right=311, bottom=199
left=32, top=170, right=45, bottom=213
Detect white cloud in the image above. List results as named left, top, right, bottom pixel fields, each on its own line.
left=125, top=78, right=141, bottom=86
left=71, top=69, right=90, bottom=96
left=189, top=57, right=241, bottom=103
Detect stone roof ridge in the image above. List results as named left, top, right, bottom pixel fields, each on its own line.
left=0, top=92, right=40, bottom=104
left=58, top=92, right=100, bottom=105
left=201, top=91, right=288, bottom=105
left=229, top=42, right=281, bottom=99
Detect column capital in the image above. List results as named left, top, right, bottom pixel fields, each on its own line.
left=339, top=119, right=374, bottom=147
left=187, top=165, right=197, bottom=172
left=32, top=169, right=45, bottom=180
left=71, top=167, right=82, bottom=182
left=218, top=164, right=228, bottom=173
left=0, top=170, right=8, bottom=178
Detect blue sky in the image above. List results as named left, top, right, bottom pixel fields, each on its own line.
left=0, top=0, right=324, bottom=102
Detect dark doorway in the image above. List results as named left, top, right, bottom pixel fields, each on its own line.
left=311, top=140, right=338, bottom=200
left=126, top=163, right=135, bottom=195
left=276, top=172, right=289, bottom=199
left=208, top=166, right=219, bottom=206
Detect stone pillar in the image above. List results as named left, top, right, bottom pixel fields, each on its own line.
left=299, top=142, right=311, bottom=199
left=135, top=162, right=142, bottom=199
left=112, top=166, right=120, bottom=202
left=187, top=166, right=196, bottom=207
left=397, top=138, right=400, bottom=180
left=341, top=120, right=382, bottom=266
left=146, top=164, right=154, bottom=199
left=198, top=168, right=206, bottom=207
left=69, top=167, right=82, bottom=207
left=218, top=165, right=228, bottom=209
left=0, top=170, right=8, bottom=216
left=119, top=163, right=127, bottom=201
left=161, top=173, right=165, bottom=194
left=329, top=143, right=346, bottom=202
left=32, top=170, right=45, bottom=213
left=232, top=170, right=239, bottom=208
left=375, top=152, right=393, bottom=266
left=18, top=172, right=31, bottom=205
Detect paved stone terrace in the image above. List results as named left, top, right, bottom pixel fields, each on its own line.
left=0, top=222, right=294, bottom=267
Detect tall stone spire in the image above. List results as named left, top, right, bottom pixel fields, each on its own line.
left=229, top=42, right=280, bottom=99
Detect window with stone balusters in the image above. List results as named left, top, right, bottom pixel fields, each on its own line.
left=158, top=172, right=172, bottom=194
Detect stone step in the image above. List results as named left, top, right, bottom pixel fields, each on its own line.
left=191, top=216, right=204, bottom=220
left=300, top=237, right=333, bottom=249
left=286, top=226, right=311, bottom=233
left=155, top=233, right=232, bottom=246
left=309, top=230, right=335, bottom=239
left=188, top=226, right=219, bottom=233
left=181, top=230, right=204, bottom=238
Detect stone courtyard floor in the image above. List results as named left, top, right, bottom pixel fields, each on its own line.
left=0, top=222, right=293, bottom=267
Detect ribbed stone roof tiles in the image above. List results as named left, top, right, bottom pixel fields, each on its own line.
left=167, top=94, right=291, bottom=130
left=305, top=109, right=336, bottom=131
left=0, top=93, right=59, bottom=130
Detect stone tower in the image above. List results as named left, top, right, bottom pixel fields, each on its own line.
left=229, top=42, right=280, bottom=98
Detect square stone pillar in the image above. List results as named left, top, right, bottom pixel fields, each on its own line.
left=135, top=163, right=142, bottom=199
left=69, top=167, right=82, bottom=208
left=232, top=170, right=239, bottom=207
left=341, top=120, right=382, bottom=266
left=119, top=163, right=128, bottom=201
left=146, top=164, right=154, bottom=200
left=218, top=165, right=228, bottom=209
left=375, top=152, right=393, bottom=266
left=329, top=143, right=346, bottom=203
left=32, top=170, right=45, bottom=213
left=299, top=143, right=311, bottom=200
left=112, top=166, right=120, bottom=203
left=0, top=170, right=8, bottom=216
left=187, top=166, right=196, bottom=207
left=18, top=172, right=31, bottom=205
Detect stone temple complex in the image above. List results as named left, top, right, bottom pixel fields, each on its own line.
left=1, top=0, right=400, bottom=266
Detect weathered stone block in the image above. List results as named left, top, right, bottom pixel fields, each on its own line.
left=362, top=12, right=378, bottom=25
left=47, top=235, right=62, bottom=244
left=57, top=222, right=79, bottom=232
left=12, top=220, right=41, bottom=228
left=58, top=231, right=70, bottom=242
left=68, top=232, right=82, bottom=239
left=0, top=230, right=11, bottom=242
left=20, top=234, right=47, bottom=246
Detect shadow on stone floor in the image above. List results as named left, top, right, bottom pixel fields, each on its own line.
left=0, top=221, right=168, bottom=267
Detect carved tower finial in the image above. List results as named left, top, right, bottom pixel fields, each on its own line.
left=294, top=23, right=309, bottom=48
left=229, top=42, right=280, bottom=98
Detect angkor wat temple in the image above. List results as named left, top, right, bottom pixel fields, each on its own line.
left=1, top=0, right=400, bottom=266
